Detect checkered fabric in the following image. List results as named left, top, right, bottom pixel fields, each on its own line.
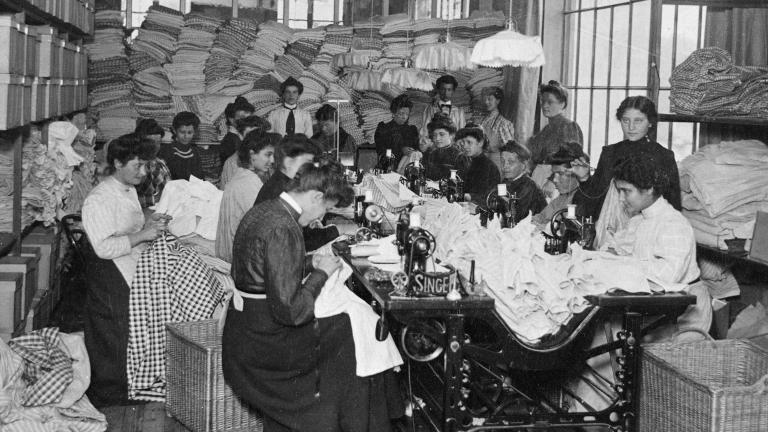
left=127, top=233, right=226, bottom=401
left=9, top=327, right=74, bottom=406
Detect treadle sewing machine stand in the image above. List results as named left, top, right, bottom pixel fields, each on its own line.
left=333, top=243, right=696, bottom=432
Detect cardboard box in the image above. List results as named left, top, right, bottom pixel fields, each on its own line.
left=0, top=272, right=23, bottom=334
left=0, top=15, right=24, bottom=75
left=0, top=74, right=24, bottom=129
left=0, top=255, right=39, bottom=320
left=24, top=288, right=52, bottom=332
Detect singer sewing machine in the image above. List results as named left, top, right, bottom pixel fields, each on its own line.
left=435, top=170, right=465, bottom=203
left=401, top=162, right=427, bottom=196
left=353, top=191, right=385, bottom=241
left=480, top=184, right=518, bottom=229
left=546, top=204, right=596, bottom=254
left=333, top=223, right=696, bottom=432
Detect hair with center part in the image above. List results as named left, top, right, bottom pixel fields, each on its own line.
left=280, top=76, right=304, bottom=95
left=238, top=131, right=278, bottom=167
left=545, top=142, right=588, bottom=167
left=539, top=80, right=569, bottom=107
left=613, top=154, right=669, bottom=197
left=615, top=95, right=658, bottom=126
left=390, top=94, right=413, bottom=113
left=481, top=86, right=504, bottom=104
left=427, top=113, right=457, bottom=136
left=276, top=133, right=318, bottom=169
left=315, top=104, right=338, bottom=121
left=455, top=123, right=487, bottom=150
left=285, top=163, right=354, bottom=207
left=500, top=140, right=532, bottom=163
left=134, top=118, right=164, bottom=139
left=105, top=133, right=155, bottom=175
left=235, top=115, right=270, bottom=136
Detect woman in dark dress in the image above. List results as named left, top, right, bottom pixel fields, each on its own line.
left=223, top=164, right=398, bottom=432
left=421, top=113, right=463, bottom=180
left=374, top=94, right=419, bottom=165
left=456, top=124, right=501, bottom=204
left=499, top=141, right=547, bottom=223
left=571, top=96, right=681, bottom=221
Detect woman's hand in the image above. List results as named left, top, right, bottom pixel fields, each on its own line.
left=570, top=157, right=591, bottom=182
left=140, top=213, right=172, bottom=242
left=313, top=254, right=342, bottom=276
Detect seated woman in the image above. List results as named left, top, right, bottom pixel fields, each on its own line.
left=220, top=115, right=271, bottom=189
left=374, top=94, right=419, bottom=165
left=134, top=118, right=171, bottom=208
left=499, top=141, right=547, bottom=223
left=255, top=134, right=338, bottom=252
left=215, top=132, right=277, bottom=262
left=311, top=104, right=356, bottom=159
left=421, top=113, right=463, bottom=180
left=223, top=164, right=399, bottom=432
left=81, top=133, right=170, bottom=406
left=457, top=124, right=500, bottom=204
left=532, top=142, right=589, bottom=226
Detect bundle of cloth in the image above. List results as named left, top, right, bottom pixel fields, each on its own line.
left=0, top=328, right=107, bottom=432
left=679, top=139, right=768, bottom=250
left=154, top=176, right=223, bottom=240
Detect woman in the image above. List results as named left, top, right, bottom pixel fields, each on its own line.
left=479, top=87, right=515, bottom=172
left=220, top=115, right=271, bottom=189
left=374, top=94, right=419, bottom=164
left=81, top=133, right=170, bottom=406
left=134, top=118, right=171, bottom=208
left=223, top=165, right=398, bottom=432
left=312, top=104, right=356, bottom=159
left=499, top=141, right=547, bottom=223
left=215, top=132, right=276, bottom=262
left=527, top=81, right=584, bottom=185
left=532, top=142, right=589, bottom=227
left=457, top=124, right=501, bottom=204
left=421, top=113, right=463, bottom=181
left=572, top=95, right=681, bottom=223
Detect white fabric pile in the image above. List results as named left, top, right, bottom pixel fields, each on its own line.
left=154, top=176, right=223, bottom=240
left=680, top=140, right=768, bottom=250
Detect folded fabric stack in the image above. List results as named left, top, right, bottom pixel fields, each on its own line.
left=132, top=28, right=177, bottom=65
left=144, top=4, right=184, bottom=38
left=470, top=10, right=507, bottom=38
left=325, top=83, right=365, bottom=145
left=204, top=18, right=260, bottom=94
left=0, top=145, right=34, bottom=231
left=321, top=25, right=353, bottom=55
left=670, top=47, right=768, bottom=117
left=166, top=23, right=216, bottom=96
left=184, top=13, right=222, bottom=34
left=357, top=91, right=393, bottom=143
left=234, top=21, right=293, bottom=82
left=241, top=89, right=281, bottom=117
left=287, top=28, right=326, bottom=67
left=86, top=30, right=125, bottom=61
left=133, top=66, right=173, bottom=127
left=464, top=67, right=504, bottom=121
left=680, top=139, right=768, bottom=250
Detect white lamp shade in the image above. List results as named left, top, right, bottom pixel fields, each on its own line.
left=380, top=68, right=434, bottom=91
left=470, top=30, right=545, bottom=68
left=412, top=41, right=475, bottom=71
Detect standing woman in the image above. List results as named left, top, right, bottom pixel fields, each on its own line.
left=573, top=95, right=681, bottom=222
left=527, top=81, right=584, bottom=184
left=480, top=87, right=515, bottom=172
left=81, top=133, right=170, bottom=405
left=374, top=94, right=419, bottom=164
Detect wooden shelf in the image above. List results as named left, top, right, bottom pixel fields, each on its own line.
left=0, top=0, right=89, bottom=38
left=659, top=113, right=768, bottom=127
left=0, top=232, right=16, bottom=258
left=664, top=0, right=768, bottom=7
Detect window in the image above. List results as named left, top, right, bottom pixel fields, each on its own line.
left=561, top=0, right=707, bottom=161
left=123, top=0, right=181, bottom=28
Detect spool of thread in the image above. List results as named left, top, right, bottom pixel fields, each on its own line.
left=567, top=204, right=577, bottom=219
left=450, top=169, right=457, bottom=180
left=410, top=213, right=421, bottom=227
left=497, top=183, right=508, bottom=197
left=386, top=148, right=392, bottom=157
left=364, top=190, right=374, bottom=202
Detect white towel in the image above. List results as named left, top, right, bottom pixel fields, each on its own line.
left=314, top=261, right=403, bottom=377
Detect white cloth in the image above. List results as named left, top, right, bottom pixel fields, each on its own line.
left=314, top=262, right=403, bottom=377
left=266, top=106, right=313, bottom=137
left=154, top=176, right=223, bottom=240
left=81, top=176, right=146, bottom=286
left=47, top=122, right=84, bottom=166
left=215, top=168, right=264, bottom=262
left=601, top=197, right=700, bottom=285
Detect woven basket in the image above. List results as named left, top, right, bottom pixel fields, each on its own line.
left=166, top=319, right=263, bottom=432
left=639, top=337, right=768, bottom=432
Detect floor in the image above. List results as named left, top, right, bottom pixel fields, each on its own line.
left=101, top=403, right=190, bottom=432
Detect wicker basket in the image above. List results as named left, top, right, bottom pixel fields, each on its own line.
left=166, top=319, right=263, bottom=432
left=639, top=337, right=768, bottom=432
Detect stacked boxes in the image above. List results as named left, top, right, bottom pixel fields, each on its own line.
left=0, top=255, right=40, bottom=336
left=0, top=273, right=23, bottom=341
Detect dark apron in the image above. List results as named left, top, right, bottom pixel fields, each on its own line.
left=222, top=298, right=402, bottom=432
left=82, top=245, right=131, bottom=406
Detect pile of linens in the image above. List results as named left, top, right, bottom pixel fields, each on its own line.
left=679, top=139, right=768, bottom=250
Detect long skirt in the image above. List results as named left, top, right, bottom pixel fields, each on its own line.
left=83, top=246, right=131, bottom=406
left=222, top=298, right=402, bottom=432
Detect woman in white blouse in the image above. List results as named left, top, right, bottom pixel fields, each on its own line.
left=81, top=133, right=170, bottom=406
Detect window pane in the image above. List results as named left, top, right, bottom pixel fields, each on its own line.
left=390, top=0, right=409, bottom=15
left=581, top=0, right=595, bottom=9
left=657, top=89, right=671, bottom=114
left=575, top=90, right=592, bottom=154
left=289, top=0, right=308, bottom=22
left=608, top=89, right=626, bottom=143
left=238, top=0, right=279, bottom=21
left=592, top=8, right=611, bottom=87
left=134, top=0, right=179, bottom=12
left=659, top=4, right=676, bottom=90
left=577, top=11, right=594, bottom=87
left=590, top=90, right=608, bottom=161
left=313, top=0, right=335, bottom=22
left=131, top=12, right=147, bottom=28
left=415, top=0, right=432, bottom=19
left=566, top=13, right=579, bottom=87
left=674, top=6, right=702, bottom=71
left=628, top=0, right=650, bottom=87
left=610, top=5, right=629, bottom=87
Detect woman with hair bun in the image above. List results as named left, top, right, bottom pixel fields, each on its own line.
left=456, top=124, right=500, bottom=203
left=479, top=86, right=515, bottom=171
left=422, top=113, right=464, bottom=180
left=527, top=80, right=584, bottom=172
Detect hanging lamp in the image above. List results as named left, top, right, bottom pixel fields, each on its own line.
left=470, top=0, right=545, bottom=68
left=411, top=5, right=473, bottom=71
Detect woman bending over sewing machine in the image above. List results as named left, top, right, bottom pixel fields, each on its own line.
left=499, top=140, right=546, bottom=223
left=572, top=96, right=681, bottom=224
left=421, top=113, right=464, bottom=180
left=457, top=124, right=500, bottom=204
left=223, top=164, right=400, bottom=432
left=532, top=142, right=589, bottom=226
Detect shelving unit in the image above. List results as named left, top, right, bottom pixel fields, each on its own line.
left=0, top=0, right=92, bottom=258
left=659, top=113, right=768, bottom=127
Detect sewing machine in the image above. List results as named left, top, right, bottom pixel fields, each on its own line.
left=481, top=184, right=518, bottom=229
left=332, top=237, right=697, bottom=432
left=401, top=161, right=426, bottom=195
left=547, top=204, right=596, bottom=254
left=380, top=148, right=399, bottom=173
left=437, top=170, right=465, bottom=203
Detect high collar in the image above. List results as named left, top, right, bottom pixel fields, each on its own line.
left=283, top=103, right=298, bottom=110
left=279, top=192, right=302, bottom=219
left=228, top=125, right=238, bottom=136
left=108, top=175, right=133, bottom=192
left=640, top=196, right=670, bottom=219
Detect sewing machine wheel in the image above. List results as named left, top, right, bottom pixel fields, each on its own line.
left=390, top=271, right=409, bottom=296
left=485, top=190, right=501, bottom=210
left=355, top=227, right=379, bottom=242
left=400, top=319, right=445, bottom=362
left=550, top=208, right=568, bottom=240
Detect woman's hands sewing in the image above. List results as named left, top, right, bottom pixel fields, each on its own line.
left=570, top=157, right=591, bottom=182
left=130, top=213, right=172, bottom=246
left=313, top=254, right=343, bottom=277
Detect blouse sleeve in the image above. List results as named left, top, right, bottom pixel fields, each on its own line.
left=264, top=225, right=328, bottom=326
left=563, top=121, right=584, bottom=146
left=82, top=194, right=134, bottom=260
